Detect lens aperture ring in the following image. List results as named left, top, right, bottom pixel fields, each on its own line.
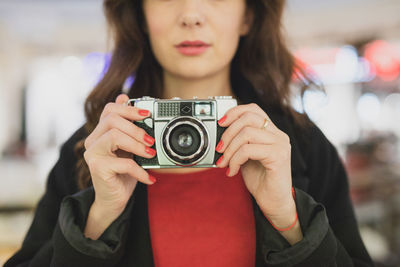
left=162, top=117, right=209, bottom=165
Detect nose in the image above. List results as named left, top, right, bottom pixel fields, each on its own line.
left=181, top=14, right=204, bottom=28
left=179, top=1, right=205, bottom=28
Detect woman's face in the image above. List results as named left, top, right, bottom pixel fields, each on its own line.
left=142, top=0, right=252, bottom=80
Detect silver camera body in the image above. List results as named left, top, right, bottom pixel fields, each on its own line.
left=127, top=96, right=237, bottom=169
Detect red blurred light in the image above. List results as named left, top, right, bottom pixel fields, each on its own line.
left=364, top=40, right=400, bottom=81
left=292, top=57, right=316, bottom=83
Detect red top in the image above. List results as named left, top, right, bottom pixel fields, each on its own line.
left=147, top=167, right=256, bottom=267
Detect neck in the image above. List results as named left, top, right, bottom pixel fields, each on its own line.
left=161, top=68, right=235, bottom=100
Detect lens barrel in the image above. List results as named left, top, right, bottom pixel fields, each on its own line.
left=162, top=117, right=209, bottom=165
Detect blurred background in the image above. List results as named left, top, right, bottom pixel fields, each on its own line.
left=0, top=0, right=399, bottom=266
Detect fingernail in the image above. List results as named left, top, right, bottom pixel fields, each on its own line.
left=149, top=175, right=157, bottom=184
left=226, top=167, right=230, bottom=176
left=139, top=109, right=150, bottom=116
left=216, top=155, right=224, bottom=165
left=216, top=140, right=223, bottom=152
left=145, top=147, right=156, bottom=156
left=218, top=115, right=227, bottom=125
left=144, top=134, right=155, bottom=146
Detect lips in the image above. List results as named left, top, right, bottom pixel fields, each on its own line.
left=176, top=40, right=210, bottom=47
left=175, top=40, right=211, bottom=56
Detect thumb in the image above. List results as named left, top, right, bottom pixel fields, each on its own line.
left=115, top=94, right=129, bottom=105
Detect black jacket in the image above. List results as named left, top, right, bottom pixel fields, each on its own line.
left=5, top=108, right=373, bottom=267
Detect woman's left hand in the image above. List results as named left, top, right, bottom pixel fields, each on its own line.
left=215, top=103, right=295, bottom=221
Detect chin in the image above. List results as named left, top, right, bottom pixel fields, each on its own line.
left=172, top=66, right=217, bottom=79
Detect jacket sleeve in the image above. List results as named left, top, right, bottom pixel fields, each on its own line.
left=254, top=124, right=373, bottom=267
left=4, top=126, right=134, bottom=267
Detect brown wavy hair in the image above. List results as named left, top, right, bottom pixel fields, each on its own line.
left=74, top=0, right=318, bottom=189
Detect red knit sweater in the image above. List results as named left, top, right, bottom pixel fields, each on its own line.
left=147, top=167, right=256, bottom=267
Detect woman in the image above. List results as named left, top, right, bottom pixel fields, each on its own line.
left=6, top=0, right=373, bottom=266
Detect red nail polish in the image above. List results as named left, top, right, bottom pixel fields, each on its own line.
left=149, top=175, right=157, bottom=184
left=216, top=140, right=223, bottom=152
left=145, top=147, right=156, bottom=156
left=226, top=167, right=230, bottom=176
left=139, top=109, right=150, bottom=116
left=218, top=115, right=227, bottom=125
left=216, top=155, right=224, bottom=165
left=144, top=134, right=155, bottom=146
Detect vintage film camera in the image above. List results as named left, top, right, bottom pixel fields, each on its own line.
left=126, top=96, right=237, bottom=169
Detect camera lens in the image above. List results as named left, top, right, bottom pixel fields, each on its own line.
left=169, top=124, right=200, bottom=156
left=178, top=133, right=192, bottom=148
left=162, top=117, right=209, bottom=165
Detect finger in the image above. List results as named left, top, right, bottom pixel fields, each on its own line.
left=93, top=156, right=154, bottom=185
left=217, top=126, right=277, bottom=168
left=115, top=94, right=130, bottom=105
left=100, top=102, right=151, bottom=121
left=217, top=103, right=271, bottom=128
left=216, top=111, right=273, bottom=153
left=226, top=144, right=275, bottom=176
left=85, top=113, right=155, bottom=149
left=88, top=128, right=156, bottom=159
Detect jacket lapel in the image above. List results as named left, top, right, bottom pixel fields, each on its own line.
left=126, top=182, right=155, bottom=266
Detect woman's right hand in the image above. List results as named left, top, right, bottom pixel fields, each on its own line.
left=83, top=94, right=157, bottom=239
